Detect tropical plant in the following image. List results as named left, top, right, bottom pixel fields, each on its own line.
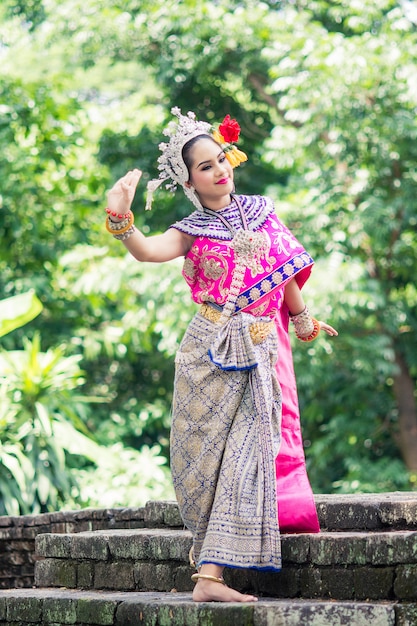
left=0, top=332, right=92, bottom=513
left=0, top=0, right=416, bottom=500
left=0, top=292, right=43, bottom=338
left=0, top=293, right=174, bottom=513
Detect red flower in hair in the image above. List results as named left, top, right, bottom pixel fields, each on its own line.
left=218, top=115, right=241, bottom=143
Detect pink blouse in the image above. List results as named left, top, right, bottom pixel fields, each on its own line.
left=181, top=213, right=313, bottom=319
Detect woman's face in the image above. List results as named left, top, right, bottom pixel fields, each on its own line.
left=186, top=138, right=234, bottom=209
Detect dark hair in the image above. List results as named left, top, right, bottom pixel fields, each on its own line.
left=182, top=134, right=220, bottom=177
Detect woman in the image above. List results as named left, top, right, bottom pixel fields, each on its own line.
left=105, top=108, right=337, bottom=603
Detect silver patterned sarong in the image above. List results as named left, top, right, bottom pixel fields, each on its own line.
left=170, top=310, right=282, bottom=571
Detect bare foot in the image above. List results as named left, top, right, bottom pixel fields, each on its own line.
left=192, top=578, right=258, bottom=603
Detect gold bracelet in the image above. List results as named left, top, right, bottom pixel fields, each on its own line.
left=297, top=318, right=321, bottom=342
left=113, top=225, right=136, bottom=241
left=107, top=216, right=130, bottom=230
left=105, top=211, right=134, bottom=235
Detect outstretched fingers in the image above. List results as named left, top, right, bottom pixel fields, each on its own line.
left=124, top=168, right=142, bottom=187
left=121, top=169, right=142, bottom=197
left=319, top=321, right=338, bottom=337
left=107, top=169, right=143, bottom=214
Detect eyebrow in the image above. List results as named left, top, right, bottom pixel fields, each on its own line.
left=196, top=151, right=224, bottom=168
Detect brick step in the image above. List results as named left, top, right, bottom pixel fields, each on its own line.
left=35, top=527, right=417, bottom=601
left=0, top=588, right=414, bottom=625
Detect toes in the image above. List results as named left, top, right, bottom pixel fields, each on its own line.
left=192, top=580, right=258, bottom=603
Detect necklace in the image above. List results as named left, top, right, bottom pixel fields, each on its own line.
left=203, top=195, right=268, bottom=322
left=203, top=195, right=268, bottom=273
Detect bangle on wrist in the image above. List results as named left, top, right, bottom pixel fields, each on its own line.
left=105, top=211, right=134, bottom=235
left=105, top=208, right=131, bottom=220
left=290, top=306, right=321, bottom=342
left=107, top=216, right=130, bottom=230
left=113, top=225, right=136, bottom=241
left=297, top=318, right=320, bottom=342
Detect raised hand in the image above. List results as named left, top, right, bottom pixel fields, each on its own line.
left=107, top=169, right=142, bottom=215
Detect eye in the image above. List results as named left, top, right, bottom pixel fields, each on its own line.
left=219, top=155, right=226, bottom=163
left=202, top=164, right=211, bottom=171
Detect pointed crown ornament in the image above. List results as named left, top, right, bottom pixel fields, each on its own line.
left=145, top=107, right=248, bottom=211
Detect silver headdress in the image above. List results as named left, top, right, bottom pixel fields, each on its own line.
left=146, top=107, right=212, bottom=211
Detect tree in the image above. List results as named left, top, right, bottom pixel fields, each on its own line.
left=94, top=0, right=417, bottom=485
left=261, top=0, right=417, bottom=477
left=0, top=0, right=416, bottom=502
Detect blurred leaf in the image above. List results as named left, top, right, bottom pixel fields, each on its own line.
left=0, top=292, right=43, bottom=338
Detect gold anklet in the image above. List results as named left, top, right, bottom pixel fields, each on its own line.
left=191, top=573, right=226, bottom=585
left=189, top=546, right=196, bottom=568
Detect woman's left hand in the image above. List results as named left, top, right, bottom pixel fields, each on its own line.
left=318, top=321, right=338, bottom=337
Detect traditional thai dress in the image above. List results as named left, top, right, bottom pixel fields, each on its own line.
left=170, top=194, right=318, bottom=572
left=275, top=305, right=321, bottom=534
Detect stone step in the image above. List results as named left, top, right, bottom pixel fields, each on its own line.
left=0, top=588, right=414, bottom=625
left=135, top=493, right=417, bottom=532
left=126, top=493, right=417, bottom=532
left=34, top=527, right=417, bottom=601
left=2, top=495, right=416, bottom=591
left=315, top=492, right=417, bottom=531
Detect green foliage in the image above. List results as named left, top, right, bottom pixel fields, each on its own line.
left=73, top=444, right=175, bottom=509
left=0, top=329, right=174, bottom=513
left=0, top=0, right=416, bottom=510
left=293, top=257, right=416, bottom=492
left=54, top=245, right=193, bottom=457
left=0, top=333, right=90, bottom=513
left=0, top=292, right=42, bottom=338
left=260, top=1, right=417, bottom=484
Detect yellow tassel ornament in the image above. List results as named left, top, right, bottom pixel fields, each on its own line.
left=212, top=115, right=248, bottom=169
left=225, top=146, right=248, bottom=168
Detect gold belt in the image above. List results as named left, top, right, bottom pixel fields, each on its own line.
left=199, top=303, right=274, bottom=345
